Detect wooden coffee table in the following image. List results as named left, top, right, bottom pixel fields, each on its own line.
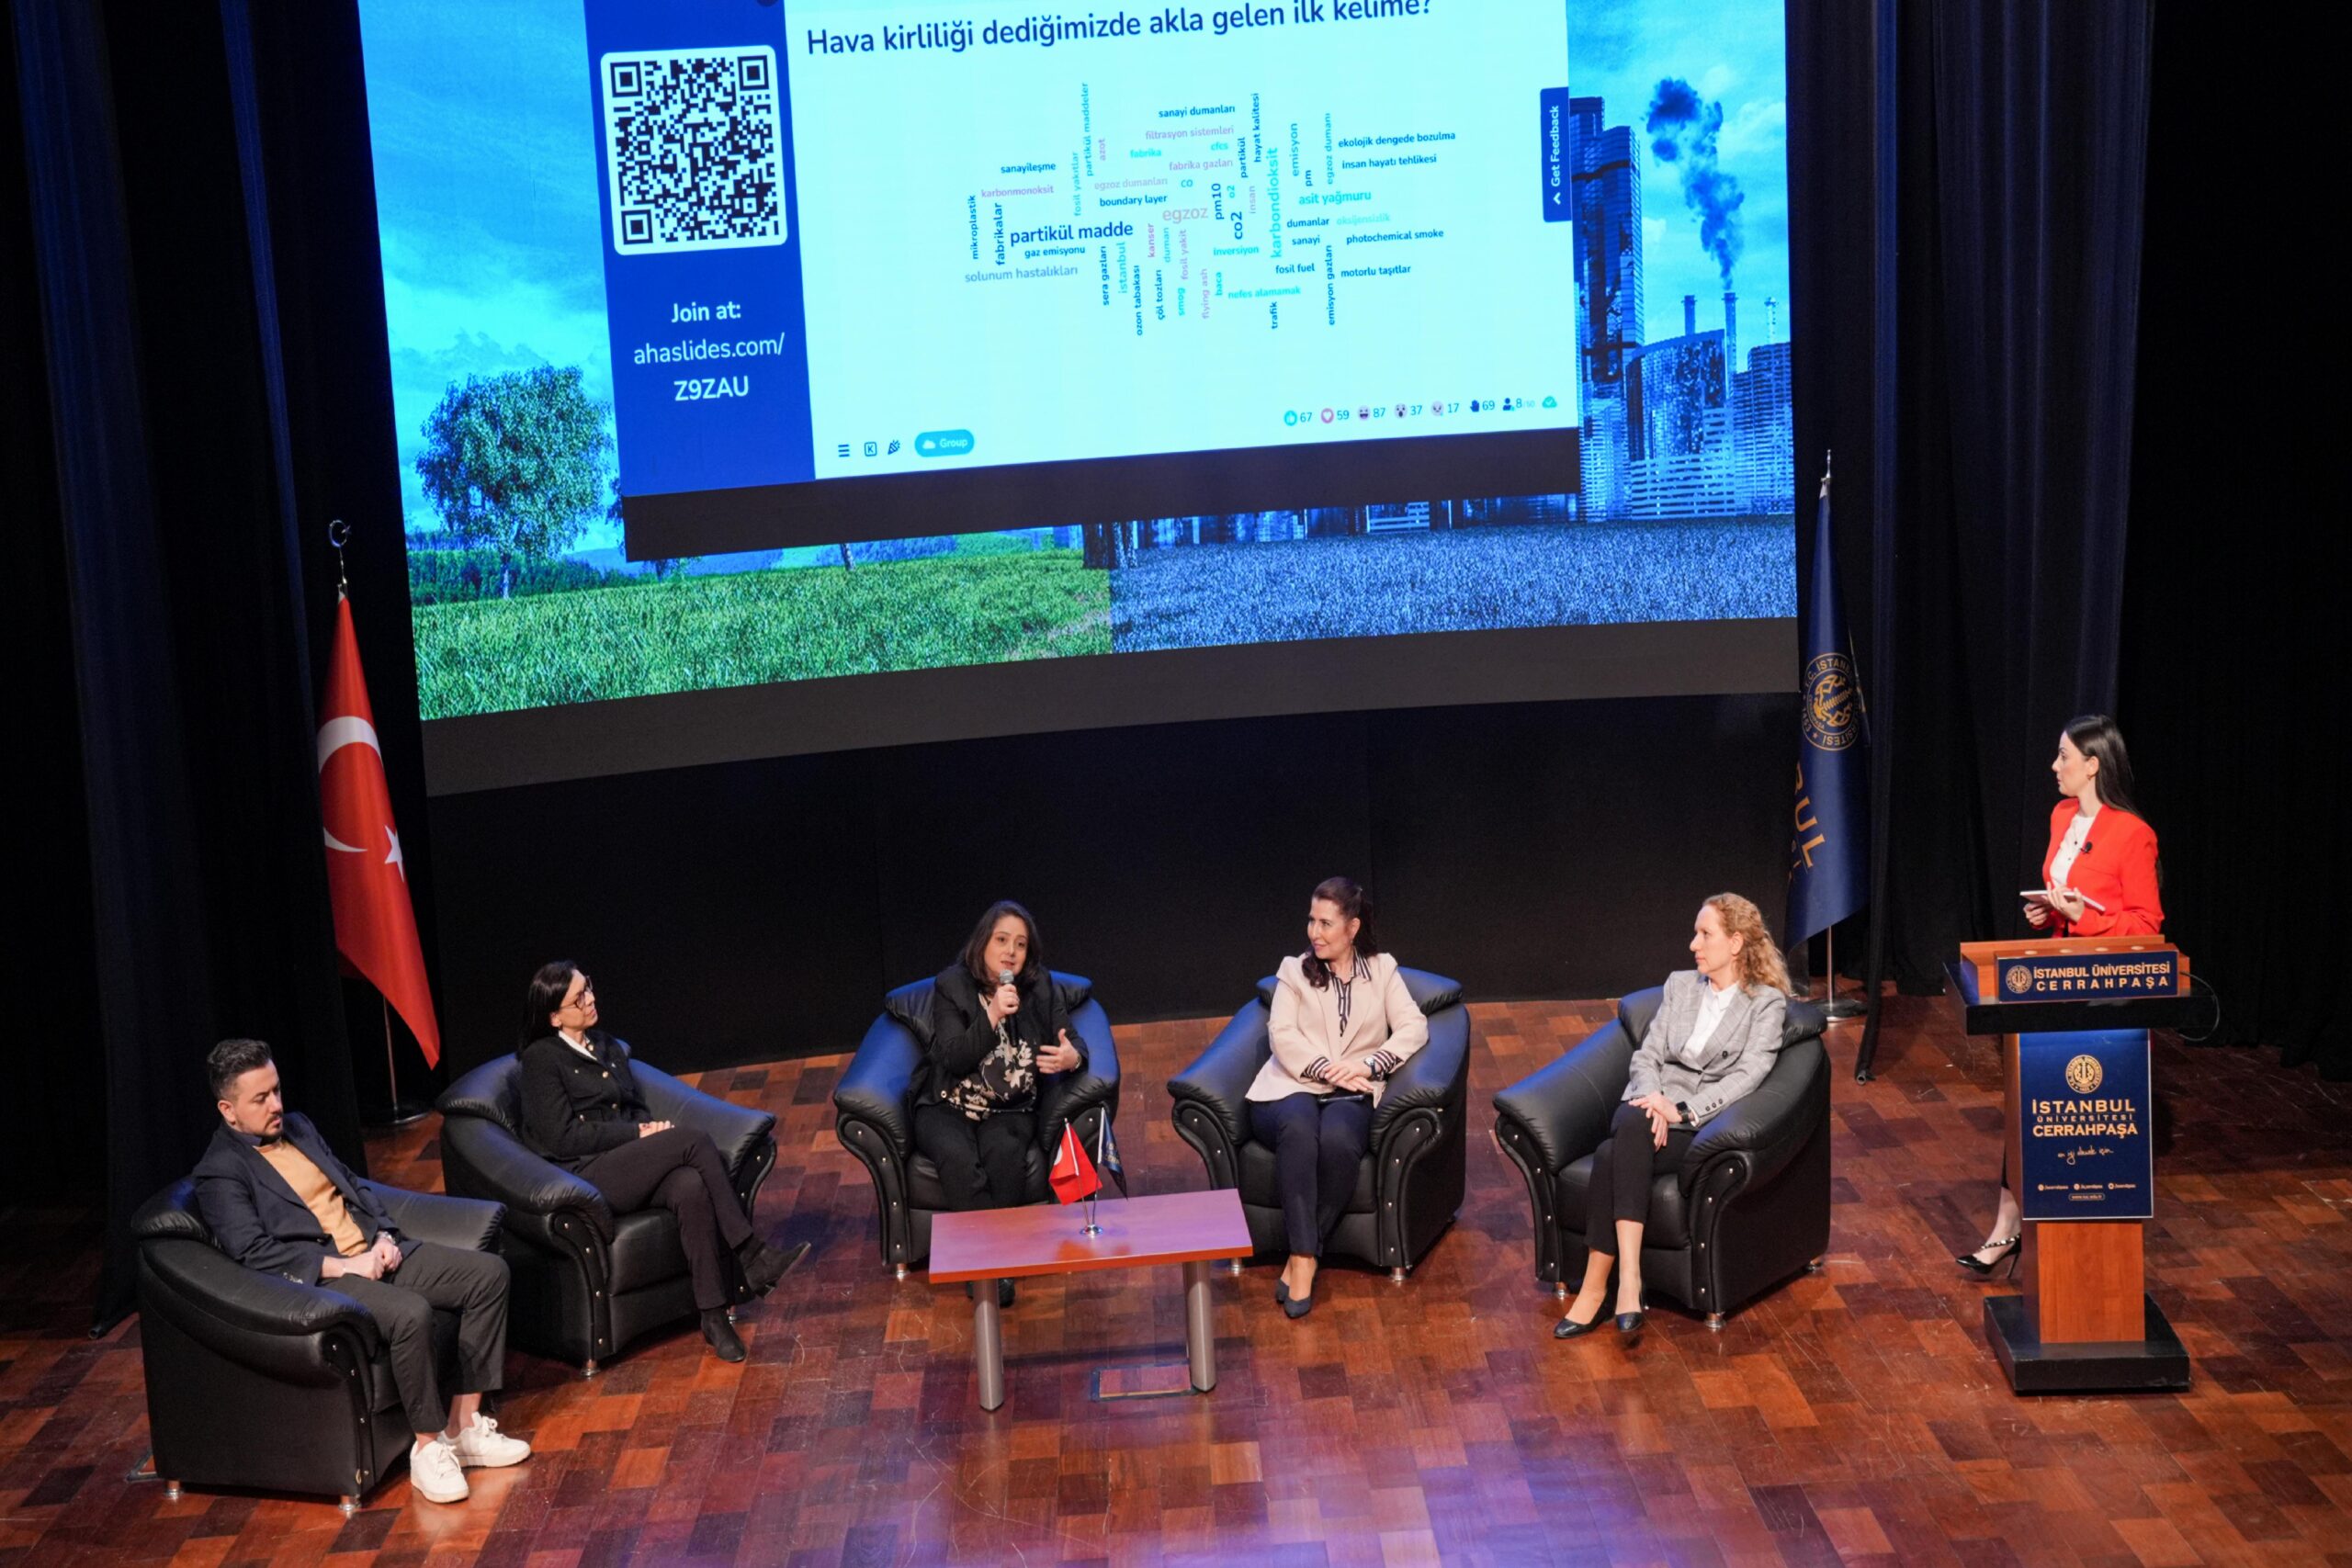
left=928, top=1189, right=1251, bottom=1411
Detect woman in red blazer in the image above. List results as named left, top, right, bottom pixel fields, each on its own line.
left=1960, top=714, right=2163, bottom=1276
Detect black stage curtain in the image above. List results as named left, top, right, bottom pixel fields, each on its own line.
left=1874, top=0, right=2157, bottom=1000
left=1796, top=3, right=2340, bottom=1078
left=2112, top=19, right=2338, bottom=1075
left=1791, top=0, right=2159, bottom=1070
left=8, top=0, right=367, bottom=1327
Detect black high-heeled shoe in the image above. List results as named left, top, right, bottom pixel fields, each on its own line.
left=1553, top=1310, right=1602, bottom=1339
left=1956, top=1235, right=2022, bottom=1280
left=1614, top=1295, right=1646, bottom=1335
left=1275, top=1278, right=1290, bottom=1305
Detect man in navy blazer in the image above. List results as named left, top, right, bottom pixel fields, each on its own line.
left=192, top=1038, right=530, bottom=1505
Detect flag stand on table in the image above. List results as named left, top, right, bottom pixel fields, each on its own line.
left=1787, top=454, right=1871, bottom=1024
left=320, top=521, right=443, bottom=1125
left=1050, top=1120, right=1104, bottom=1235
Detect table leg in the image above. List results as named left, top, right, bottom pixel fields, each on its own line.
left=974, top=1281, right=1005, bottom=1411
left=1184, top=1259, right=1215, bottom=1392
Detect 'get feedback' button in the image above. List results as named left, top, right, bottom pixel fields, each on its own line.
left=913, top=429, right=975, bottom=457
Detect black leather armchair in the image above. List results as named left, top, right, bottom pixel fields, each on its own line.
left=1492, top=986, right=1831, bottom=1326
left=1167, top=968, right=1470, bottom=1280
left=133, top=1176, right=505, bottom=1514
left=435, top=1040, right=776, bottom=1372
left=832, top=971, right=1121, bottom=1274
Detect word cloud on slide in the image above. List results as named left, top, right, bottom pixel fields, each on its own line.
left=589, top=0, right=1576, bottom=500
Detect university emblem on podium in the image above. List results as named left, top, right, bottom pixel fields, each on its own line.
left=2004, top=964, right=2032, bottom=996
left=2065, top=1054, right=2104, bottom=1094
left=1801, top=653, right=1860, bottom=750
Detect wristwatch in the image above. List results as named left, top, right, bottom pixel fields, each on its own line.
left=1676, top=1100, right=1695, bottom=1128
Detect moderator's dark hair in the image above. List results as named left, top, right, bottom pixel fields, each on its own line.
left=1302, top=875, right=1382, bottom=989
left=960, top=901, right=1046, bottom=986
left=521, top=959, right=583, bottom=1046
left=2064, top=714, right=2143, bottom=820
left=208, top=1038, right=275, bottom=1103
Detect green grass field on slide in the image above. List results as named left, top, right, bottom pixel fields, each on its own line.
left=413, top=549, right=1110, bottom=719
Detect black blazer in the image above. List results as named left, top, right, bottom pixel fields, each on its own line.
left=191, top=1112, right=404, bottom=1287
left=518, top=1031, right=651, bottom=1170
left=910, top=964, right=1082, bottom=1112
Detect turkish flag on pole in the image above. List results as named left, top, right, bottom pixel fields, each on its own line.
left=1048, top=1121, right=1101, bottom=1205
left=317, top=593, right=441, bottom=1067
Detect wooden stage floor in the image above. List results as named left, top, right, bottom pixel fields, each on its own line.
left=4, top=993, right=2350, bottom=1566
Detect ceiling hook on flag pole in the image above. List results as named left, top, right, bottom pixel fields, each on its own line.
left=327, top=517, right=350, bottom=596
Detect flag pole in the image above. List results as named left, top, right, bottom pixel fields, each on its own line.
left=379, top=996, right=430, bottom=1126
left=330, top=519, right=435, bottom=1128
left=1821, top=923, right=1864, bottom=1022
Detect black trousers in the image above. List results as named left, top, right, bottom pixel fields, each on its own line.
left=575, top=1127, right=754, bottom=1311
left=1250, top=1092, right=1373, bottom=1258
left=912, top=1102, right=1035, bottom=1210
left=1586, top=1101, right=1697, bottom=1257
left=318, top=1240, right=507, bottom=1438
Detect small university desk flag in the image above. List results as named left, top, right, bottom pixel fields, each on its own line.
left=1096, top=1112, right=1123, bottom=1190
left=1049, top=1120, right=1102, bottom=1205
left=1788, top=456, right=1870, bottom=947
left=318, top=592, right=442, bottom=1067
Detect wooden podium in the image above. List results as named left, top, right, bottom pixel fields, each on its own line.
left=1946, top=935, right=2193, bottom=1393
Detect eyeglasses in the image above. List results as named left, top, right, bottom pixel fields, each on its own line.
left=561, top=978, right=595, bottom=1010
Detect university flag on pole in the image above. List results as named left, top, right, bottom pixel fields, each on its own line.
left=1787, top=458, right=1870, bottom=946
left=318, top=593, right=442, bottom=1067
left=1049, top=1121, right=1102, bottom=1205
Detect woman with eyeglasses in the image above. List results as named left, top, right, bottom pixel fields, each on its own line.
left=910, top=902, right=1087, bottom=1311
left=516, top=962, right=803, bottom=1362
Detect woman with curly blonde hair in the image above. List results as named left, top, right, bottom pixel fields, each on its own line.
left=1554, top=893, right=1792, bottom=1340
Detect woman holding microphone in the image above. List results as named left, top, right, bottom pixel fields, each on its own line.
left=911, top=900, right=1087, bottom=1305
left=1960, top=714, right=2163, bottom=1276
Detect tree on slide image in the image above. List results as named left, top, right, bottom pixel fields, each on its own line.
left=417, top=367, right=612, bottom=598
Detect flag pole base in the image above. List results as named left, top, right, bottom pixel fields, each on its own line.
left=364, top=1099, right=433, bottom=1130
left=1820, top=998, right=1868, bottom=1023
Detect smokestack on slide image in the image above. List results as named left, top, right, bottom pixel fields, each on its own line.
left=1724, top=290, right=1737, bottom=370
left=1684, top=293, right=1697, bottom=336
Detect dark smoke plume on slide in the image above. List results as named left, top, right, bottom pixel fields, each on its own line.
left=1645, top=77, right=1746, bottom=285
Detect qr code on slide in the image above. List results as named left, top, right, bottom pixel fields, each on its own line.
left=599, top=48, right=786, bottom=255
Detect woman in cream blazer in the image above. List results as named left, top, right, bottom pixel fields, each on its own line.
left=1246, top=876, right=1429, bottom=1318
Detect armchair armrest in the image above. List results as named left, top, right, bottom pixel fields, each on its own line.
left=630, top=1058, right=777, bottom=1180
left=138, top=1236, right=382, bottom=1384
left=834, top=1013, right=922, bottom=1154
left=437, top=1114, right=616, bottom=1244
left=1492, top=1020, right=1635, bottom=1175
left=1167, top=998, right=1272, bottom=1152
left=1037, top=998, right=1120, bottom=1154
left=1370, top=1006, right=1468, bottom=1143
left=365, top=1182, right=504, bottom=1254
left=1680, top=1036, right=1829, bottom=1195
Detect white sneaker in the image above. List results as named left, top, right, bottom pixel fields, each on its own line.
left=409, top=1436, right=469, bottom=1504
left=447, top=1414, right=532, bottom=1469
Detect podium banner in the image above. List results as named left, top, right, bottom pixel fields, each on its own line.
left=2018, top=1028, right=2154, bottom=1221
left=1998, top=951, right=2177, bottom=1000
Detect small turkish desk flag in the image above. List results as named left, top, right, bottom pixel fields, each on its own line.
left=318, top=593, right=441, bottom=1067
left=1048, top=1121, right=1101, bottom=1205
